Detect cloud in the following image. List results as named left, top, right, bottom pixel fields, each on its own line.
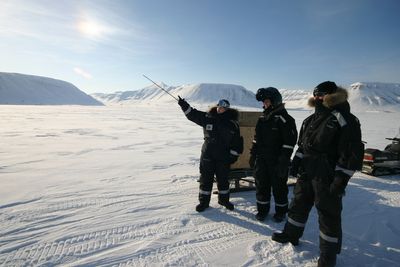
left=74, top=67, right=92, bottom=79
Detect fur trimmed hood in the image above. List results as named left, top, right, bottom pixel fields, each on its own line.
left=208, top=106, right=239, bottom=121
left=308, top=87, right=349, bottom=109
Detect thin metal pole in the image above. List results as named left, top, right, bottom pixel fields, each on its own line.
left=142, top=74, right=178, bottom=101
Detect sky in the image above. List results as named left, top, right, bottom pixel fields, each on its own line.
left=1, top=0, right=400, bottom=94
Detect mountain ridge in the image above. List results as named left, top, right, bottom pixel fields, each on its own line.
left=92, top=81, right=400, bottom=112
left=0, top=72, right=103, bottom=106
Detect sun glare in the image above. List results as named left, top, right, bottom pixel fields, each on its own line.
left=78, top=20, right=103, bottom=38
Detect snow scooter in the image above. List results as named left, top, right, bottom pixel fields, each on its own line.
left=362, top=133, right=400, bottom=176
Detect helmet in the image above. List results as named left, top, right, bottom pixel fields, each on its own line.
left=313, top=81, right=337, bottom=97
left=256, top=87, right=282, bottom=106
left=217, top=99, right=230, bottom=108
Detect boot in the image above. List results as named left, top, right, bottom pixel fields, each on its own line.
left=271, top=232, right=299, bottom=246
left=196, top=203, right=209, bottom=212
left=273, top=202, right=288, bottom=222
left=218, top=200, right=234, bottom=210
left=318, top=253, right=336, bottom=267
left=218, top=192, right=234, bottom=211
left=256, top=212, right=266, bottom=221
left=255, top=202, right=270, bottom=221
left=197, top=191, right=211, bottom=212
left=273, top=213, right=286, bottom=223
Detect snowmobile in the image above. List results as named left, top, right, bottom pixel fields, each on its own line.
left=362, top=134, right=400, bottom=176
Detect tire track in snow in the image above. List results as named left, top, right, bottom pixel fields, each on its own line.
left=90, top=221, right=259, bottom=267
left=0, top=217, right=179, bottom=266
left=1, top=217, right=259, bottom=266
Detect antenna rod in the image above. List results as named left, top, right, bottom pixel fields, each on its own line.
left=142, top=74, right=178, bottom=101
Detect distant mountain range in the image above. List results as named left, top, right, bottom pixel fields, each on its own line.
left=92, top=83, right=260, bottom=108
left=92, top=82, right=400, bottom=112
left=1, top=72, right=399, bottom=111
left=0, top=72, right=103, bottom=106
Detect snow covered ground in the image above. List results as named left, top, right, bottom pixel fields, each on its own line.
left=0, top=104, right=399, bottom=266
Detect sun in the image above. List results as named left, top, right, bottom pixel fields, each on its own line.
left=78, top=20, right=103, bottom=38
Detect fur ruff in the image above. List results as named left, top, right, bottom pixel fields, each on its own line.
left=308, top=87, right=348, bottom=108
left=209, top=106, right=239, bottom=120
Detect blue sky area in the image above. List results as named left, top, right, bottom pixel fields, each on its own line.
left=1, top=0, right=399, bottom=93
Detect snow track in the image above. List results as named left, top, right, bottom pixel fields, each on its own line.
left=1, top=105, right=399, bottom=266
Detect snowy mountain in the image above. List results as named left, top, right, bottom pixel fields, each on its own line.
left=93, top=83, right=259, bottom=108
left=93, top=81, right=400, bottom=112
left=348, top=82, right=400, bottom=112
left=0, top=72, right=103, bottom=105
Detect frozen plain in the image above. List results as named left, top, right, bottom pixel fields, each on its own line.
left=0, top=104, right=399, bottom=267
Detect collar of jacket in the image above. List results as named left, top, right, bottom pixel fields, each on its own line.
left=208, top=106, right=239, bottom=121
left=308, top=87, right=352, bottom=115
left=263, top=103, right=286, bottom=120
left=308, top=87, right=348, bottom=109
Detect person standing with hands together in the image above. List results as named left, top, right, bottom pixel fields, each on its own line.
left=272, top=81, right=364, bottom=267
left=249, top=87, right=297, bottom=222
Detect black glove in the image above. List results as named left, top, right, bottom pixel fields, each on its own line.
left=229, top=154, right=239, bottom=164
left=275, top=156, right=290, bottom=178
left=275, top=164, right=289, bottom=178
left=329, top=171, right=350, bottom=197
left=289, top=156, right=301, bottom=177
left=178, top=96, right=190, bottom=110
left=249, top=154, right=256, bottom=169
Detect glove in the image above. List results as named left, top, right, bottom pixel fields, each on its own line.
left=276, top=156, right=290, bottom=178
left=329, top=171, right=350, bottom=197
left=178, top=96, right=190, bottom=110
left=275, top=164, right=289, bottom=178
left=249, top=154, right=256, bottom=169
left=289, top=156, right=301, bottom=177
left=229, top=155, right=239, bottom=164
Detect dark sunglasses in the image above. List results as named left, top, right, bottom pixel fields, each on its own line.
left=313, top=91, right=327, bottom=97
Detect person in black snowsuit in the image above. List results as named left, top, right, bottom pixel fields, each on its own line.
left=178, top=97, right=243, bottom=212
left=272, top=81, right=364, bottom=267
left=249, top=87, right=297, bottom=222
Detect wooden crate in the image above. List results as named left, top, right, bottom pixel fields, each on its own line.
left=230, top=111, right=262, bottom=169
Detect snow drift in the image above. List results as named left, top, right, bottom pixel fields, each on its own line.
left=0, top=72, right=103, bottom=106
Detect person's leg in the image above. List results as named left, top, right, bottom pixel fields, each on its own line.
left=314, top=179, right=343, bottom=266
left=197, top=157, right=216, bottom=212
left=272, top=178, right=314, bottom=245
left=271, top=166, right=289, bottom=222
left=254, top=157, right=271, bottom=220
left=215, top=161, right=234, bottom=210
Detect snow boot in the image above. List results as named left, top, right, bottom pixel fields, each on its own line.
left=196, top=203, right=209, bottom=212
left=317, top=253, right=336, bottom=267
left=255, top=212, right=266, bottom=221
left=218, top=192, right=234, bottom=211
left=197, top=191, right=211, bottom=212
left=271, top=232, right=299, bottom=246
left=273, top=213, right=286, bottom=223
left=255, top=202, right=270, bottom=221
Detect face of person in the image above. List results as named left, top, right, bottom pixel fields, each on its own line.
left=313, top=91, right=327, bottom=101
left=263, top=98, right=272, bottom=109
left=217, top=106, right=226, bottom=114
left=314, top=95, right=324, bottom=101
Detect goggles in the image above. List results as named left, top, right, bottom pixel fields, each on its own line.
left=313, top=91, right=327, bottom=97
